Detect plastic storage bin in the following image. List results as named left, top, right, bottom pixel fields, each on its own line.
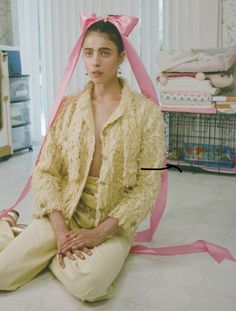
left=9, top=75, right=29, bottom=102
left=183, top=143, right=234, bottom=168
left=12, top=124, right=31, bottom=151
left=11, top=101, right=30, bottom=126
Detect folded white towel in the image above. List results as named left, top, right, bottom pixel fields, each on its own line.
left=157, top=46, right=236, bottom=73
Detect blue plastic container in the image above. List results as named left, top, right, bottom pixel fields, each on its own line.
left=7, top=50, right=22, bottom=76
left=183, top=143, right=234, bottom=168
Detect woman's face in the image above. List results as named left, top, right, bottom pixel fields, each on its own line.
left=82, top=31, right=125, bottom=85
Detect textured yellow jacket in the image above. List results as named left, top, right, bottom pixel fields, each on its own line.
left=32, top=78, right=165, bottom=239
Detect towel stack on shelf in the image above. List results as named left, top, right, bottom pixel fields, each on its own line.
left=157, top=47, right=236, bottom=113
left=157, top=73, right=217, bottom=112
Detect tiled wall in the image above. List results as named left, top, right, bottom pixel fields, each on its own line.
left=0, top=0, right=12, bottom=45
left=222, top=0, right=236, bottom=47
left=221, top=0, right=236, bottom=94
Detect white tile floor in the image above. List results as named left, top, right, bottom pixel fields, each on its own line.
left=0, top=148, right=236, bottom=311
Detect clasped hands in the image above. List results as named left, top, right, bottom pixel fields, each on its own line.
left=57, top=227, right=105, bottom=268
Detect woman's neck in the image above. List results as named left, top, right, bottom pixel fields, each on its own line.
left=92, top=78, right=122, bottom=105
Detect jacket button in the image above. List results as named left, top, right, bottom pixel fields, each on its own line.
left=102, top=155, right=107, bottom=160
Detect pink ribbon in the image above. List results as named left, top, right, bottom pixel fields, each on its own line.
left=0, top=177, right=32, bottom=219
left=130, top=240, right=236, bottom=263
left=0, top=13, right=235, bottom=263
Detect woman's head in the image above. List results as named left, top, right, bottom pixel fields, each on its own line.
left=85, top=20, right=124, bottom=54
left=82, top=20, right=125, bottom=85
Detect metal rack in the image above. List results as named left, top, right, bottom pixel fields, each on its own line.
left=164, top=112, right=236, bottom=174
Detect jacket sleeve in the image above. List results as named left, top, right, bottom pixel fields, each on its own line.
left=32, top=127, right=65, bottom=218
left=32, top=97, right=69, bottom=219
left=108, top=103, right=165, bottom=238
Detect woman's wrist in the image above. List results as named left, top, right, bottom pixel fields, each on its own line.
left=95, top=217, right=119, bottom=239
left=55, top=226, right=69, bottom=236
left=48, top=210, right=69, bottom=235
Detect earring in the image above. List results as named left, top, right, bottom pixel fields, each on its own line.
left=118, top=66, right=122, bottom=75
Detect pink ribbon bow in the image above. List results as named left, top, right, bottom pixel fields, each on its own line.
left=80, top=13, right=138, bottom=37
left=0, top=13, right=235, bottom=264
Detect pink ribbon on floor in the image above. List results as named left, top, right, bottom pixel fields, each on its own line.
left=0, top=13, right=235, bottom=263
left=130, top=240, right=236, bottom=263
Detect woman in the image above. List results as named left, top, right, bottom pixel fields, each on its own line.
left=0, top=19, right=165, bottom=302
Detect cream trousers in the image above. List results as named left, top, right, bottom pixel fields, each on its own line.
left=0, top=219, right=131, bottom=301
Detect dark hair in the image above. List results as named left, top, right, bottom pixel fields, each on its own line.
left=85, top=20, right=124, bottom=54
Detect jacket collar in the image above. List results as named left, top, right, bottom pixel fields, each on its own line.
left=76, top=77, right=132, bottom=134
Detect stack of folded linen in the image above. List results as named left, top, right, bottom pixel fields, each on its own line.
left=157, top=47, right=236, bottom=113
left=157, top=73, right=217, bottom=112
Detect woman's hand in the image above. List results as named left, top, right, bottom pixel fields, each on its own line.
left=60, top=217, right=119, bottom=255
left=48, top=211, right=75, bottom=268
left=48, top=211, right=92, bottom=268
left=60, top=227, right=105, bottom=255
left=56, top=229, right=93, bottom=267
left=56, top=229, right=76, bottom=268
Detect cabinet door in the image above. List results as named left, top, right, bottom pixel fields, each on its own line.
left=0, top=51, right=12, bottom=157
